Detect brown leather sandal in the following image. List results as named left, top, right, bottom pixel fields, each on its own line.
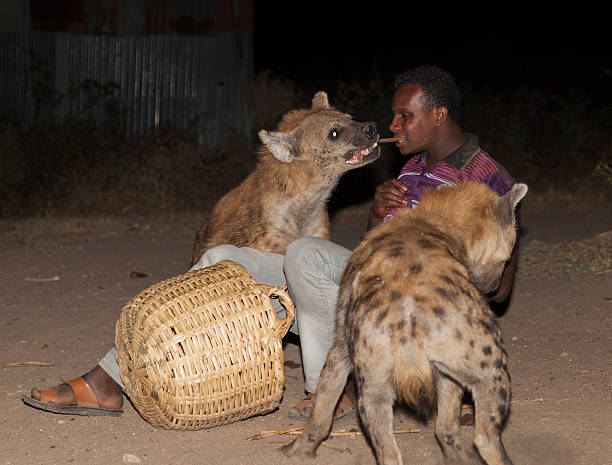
left=288, top=392, right=356, bottom=421
left=22, top=377, right=123, bottom=417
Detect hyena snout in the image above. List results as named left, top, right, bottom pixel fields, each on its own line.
left=471, top=262, right=507, bottom=294
left=361, top=122, right=378, bottom=140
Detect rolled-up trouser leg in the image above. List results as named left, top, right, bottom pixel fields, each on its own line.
left=98, top=347, right=124, bottom=388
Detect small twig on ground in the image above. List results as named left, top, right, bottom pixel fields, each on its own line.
left=4, top=361, right=54, bottom=368
left=246, top=426, right=304, bottom=441
left=247, top=426, right=421, bottom=441
left=328, top=428, right=421, bottom=437
left=511, top=397, right=544, bottom=403
left=24, top=276, right=60, bottom=282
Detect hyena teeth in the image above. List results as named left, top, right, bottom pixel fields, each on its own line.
left=346, top=149, right=369, bottom=164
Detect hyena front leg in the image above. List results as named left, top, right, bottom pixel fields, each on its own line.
left=434, top=372, right=475, bottom=464
left=281, top=342, right=352, bottom=458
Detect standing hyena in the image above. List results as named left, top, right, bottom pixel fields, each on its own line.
left=282, top=182, right=528, bottom=465
left=189, top=91, right=380, bottom=266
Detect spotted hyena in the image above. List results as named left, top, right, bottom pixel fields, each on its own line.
left=282, top=182, right=528, bottom=465
left=190, top=91, right=380, bottom=266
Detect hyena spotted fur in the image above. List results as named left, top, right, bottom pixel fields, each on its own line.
left=282, top=182, right=528, bottom=465
left=190, top=91, right=380, bottom=267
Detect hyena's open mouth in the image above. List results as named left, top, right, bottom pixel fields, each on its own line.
left=344, top=145, right=380, bottom=165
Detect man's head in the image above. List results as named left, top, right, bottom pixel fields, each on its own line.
left=394, top=65, right=461, bottom=123
left=389, top=65, right=463, bottom=156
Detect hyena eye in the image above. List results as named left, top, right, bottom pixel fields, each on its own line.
left=328, top=128, right=342, bottom=140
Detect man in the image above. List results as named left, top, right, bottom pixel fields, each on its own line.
left=24, top=65, right=519, bottom=422
left=370, top=66, right=518, bottom=303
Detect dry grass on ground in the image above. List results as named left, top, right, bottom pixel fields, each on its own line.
left=518, top=230, right=612, bottom=280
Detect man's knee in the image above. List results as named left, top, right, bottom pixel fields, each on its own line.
left=284, top=237, right=328, bottom=275
left=190, top=244, right=240, bottom=271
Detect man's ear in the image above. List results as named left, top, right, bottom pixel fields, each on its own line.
left=433, top=106, right=448, bottom=126
left=258, top=129, right=301, bottom=163
left=311, top=91, right=329, bottom=111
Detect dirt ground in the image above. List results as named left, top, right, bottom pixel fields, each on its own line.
left=1, top=195, right=611, bottom=465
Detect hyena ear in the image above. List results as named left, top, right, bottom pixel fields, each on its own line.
left=258, top=129, right=301, bottom=163
left=311, top=91, right=329, bottom=111
left=496, top=183, right=528, bottom=224
left=508, top=183, right=528, bottom=209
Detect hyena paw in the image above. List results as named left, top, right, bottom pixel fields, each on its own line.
left=443, top=451, right=480, bottom=465
left=280, top=439, right=317, bottom=458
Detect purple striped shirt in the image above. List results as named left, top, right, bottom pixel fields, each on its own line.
left=385, top=134, right=519, bottom=230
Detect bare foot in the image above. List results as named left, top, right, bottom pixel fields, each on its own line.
left=30, top=365, right=123, bottom=410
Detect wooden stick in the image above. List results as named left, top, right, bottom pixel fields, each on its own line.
left=246, top=426, right=420, bottom=441
left=330, top=428, right=420, bottom=437
left=4, top=361, right=54, bottom=368
left=25, top=276, right=60, bottom=282
left=377, top=137, right=405, bottom=144
left=511, top=397, right=544, bottom=403
left=276, top=428, right=421, bottom=437
left=246, top=425, right=304, bottom=441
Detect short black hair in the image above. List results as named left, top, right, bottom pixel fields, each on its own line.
left=394, top=65, right=461, bottom=123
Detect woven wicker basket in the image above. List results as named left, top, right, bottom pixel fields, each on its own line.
left=115, top=260, right=295, bottom=430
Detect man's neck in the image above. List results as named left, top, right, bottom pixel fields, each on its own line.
left=425, top=127, right=467, bottom=171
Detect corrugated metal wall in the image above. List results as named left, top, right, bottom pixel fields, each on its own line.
left=0, top=30, right=253, bottom=147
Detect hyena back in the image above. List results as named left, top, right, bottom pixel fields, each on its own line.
left=282, top=182, right=527, bottom=465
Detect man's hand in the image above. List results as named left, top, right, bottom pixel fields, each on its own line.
left=367, top=179, right=408, bottom=230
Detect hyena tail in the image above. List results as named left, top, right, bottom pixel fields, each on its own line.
left=392, top=353, right=436, bottom=415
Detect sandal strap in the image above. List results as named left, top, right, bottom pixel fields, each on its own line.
left=295, top=392, right=316, bottom=410
left=337, top=393, right=352, bottom=409
left=335, top=393, right=353, bottom=415
left=67, top=377, right=100, bottom=408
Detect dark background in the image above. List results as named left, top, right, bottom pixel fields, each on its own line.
left=251, top=7, right=611, bottom=209
left=4, top=3, right=610, bottom=218
left=253, top=7, right=610, bottom=102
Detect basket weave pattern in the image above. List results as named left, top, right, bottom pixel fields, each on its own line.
left=115, top=260, right=295, bottom=430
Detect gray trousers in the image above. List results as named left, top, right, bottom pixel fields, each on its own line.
left=99, top=236, right=352, bottom=393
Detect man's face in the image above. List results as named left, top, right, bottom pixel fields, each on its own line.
left=388, top=84, right=436, bottom=156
